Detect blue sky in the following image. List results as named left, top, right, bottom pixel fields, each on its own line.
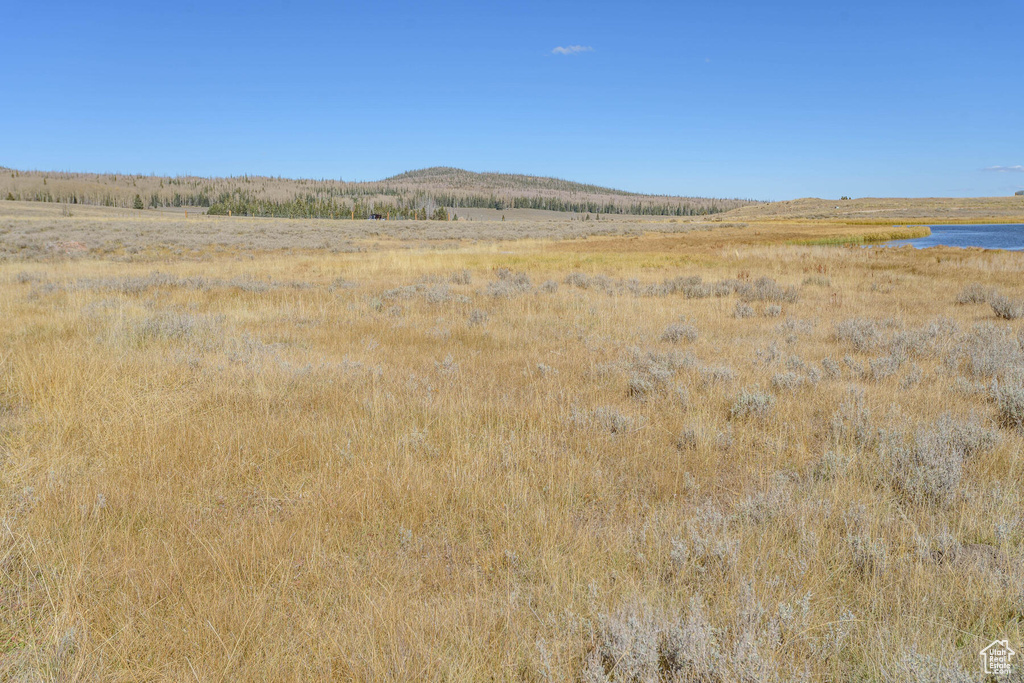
left=2, top=0, right=1022, bottom=200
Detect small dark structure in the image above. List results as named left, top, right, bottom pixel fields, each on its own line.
left=369, top=213, right=384, bottom=220
left=1016, top=190, right=1024, bottom=196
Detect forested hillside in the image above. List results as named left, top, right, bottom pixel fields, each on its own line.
left=0, top=166, right=758, bottom=219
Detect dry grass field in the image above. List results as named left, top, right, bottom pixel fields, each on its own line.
left=0, top=202, right=747, bottom=260
left=727, top=196, right=1024, bottom=224
left=1, top=204, right=1023, bottom=681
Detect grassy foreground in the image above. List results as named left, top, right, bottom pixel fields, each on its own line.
left=1, top=215, right=1023, bottom=680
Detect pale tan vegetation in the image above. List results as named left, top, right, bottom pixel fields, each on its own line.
left=1, top=202, right=937, bottom=265
left=1, top=208, right=1022, bottom=681
left=728, top=195, right=1024, bottom=224
left=0, top=202, right=753, bottom=261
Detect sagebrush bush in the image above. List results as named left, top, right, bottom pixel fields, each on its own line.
left=830, top=389, right=877, bottom=448
left=771, top=365, right=820, bottom=389
left=700, top=365, right=736, bottom=387
left=583, top=599, right=721, bottom=683
left=834, top=318, right=883, bottom=352
left=629, top=348, right=694, bottom=387
left=883, top=414, right=997, bottom=506
left=955, top=282, right=993, bottom=305
left=737, top=276, right=799, bottom=303
left=329, top=276, right=359, bottom=291
left=423, top=284, right=451, bottom=303
left=990, top=293, right=1024, bottom=320
left=627, top=373, right=653, bottom=399
left=846, top=533, right=889, bottom=577
left=131, top=312, right=223, bottom=345
left=485, top=271, right=532, bottom=297
left=660, top=323, right=698, bottom=343
left=733, top=302, right=755, bottom=319
left=754, top=343, right=781, bottom=367
left=771, top=372, right=804, bottom=391
left=683, top=282, right=713, bottom=299
left=736, top=474, right=794, bottom=524
left=899, top=364, right=923, bottom=389
left=869, top=354, right=903, bottom=381
left=996, top=383, right=1024, bottom=431
left=730, top=388, right=774, bottom=419
left=587, top=582, right=806, bottom=682
left=961, top=324, right=1023, bottom=378
left=821, top=357, right=842, bottom=379
left=14, top=270, right=46, bottom=285
left=813, top=449, right=852, bottom=480
left=659, top=275, right=703, bottom=295
left=448, top=269, right=472, bottom=285
left=802, top=275, right=831, bottom=287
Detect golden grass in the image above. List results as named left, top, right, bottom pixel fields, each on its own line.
left=546, top=221, right=937, bottom=254
left=1, top=220, right=1023, bottom=680
left=787, top=225, right=932, bottom=246
left=726, top=195, right=1024, bottom=224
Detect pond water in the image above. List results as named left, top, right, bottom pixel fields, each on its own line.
left=881, top=224, right=1024, bottom=251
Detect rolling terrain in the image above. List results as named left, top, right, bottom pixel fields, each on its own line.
left=0, top=166, right=755, bottom=219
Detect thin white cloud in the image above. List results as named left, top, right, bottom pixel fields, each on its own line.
left=552, top=45, right=593, bottom=56
left=983, top=165, right=1024, bottom=173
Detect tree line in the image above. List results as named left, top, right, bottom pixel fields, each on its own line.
left=1, top=167, right=754, bottom=217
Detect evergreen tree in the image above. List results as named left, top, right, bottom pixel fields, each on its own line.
left=133, top=194, right=144, bottom=210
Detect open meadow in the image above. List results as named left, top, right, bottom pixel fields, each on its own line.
left=1, top=203, right=1023, bottom=680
